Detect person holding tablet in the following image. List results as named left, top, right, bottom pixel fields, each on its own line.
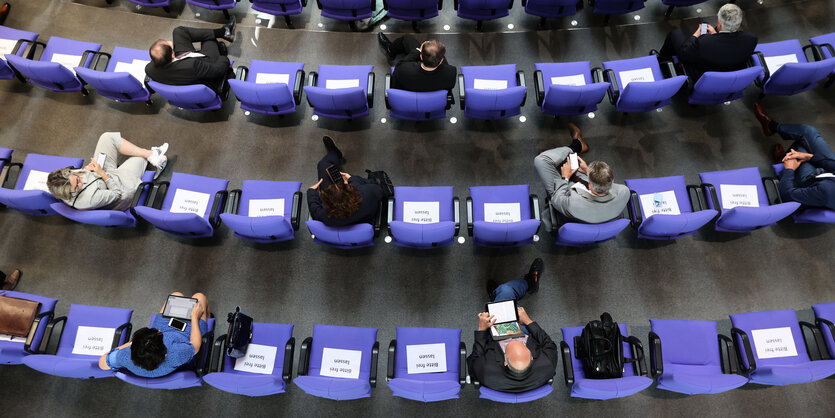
left=98, top=292, right=211, bottom=378
left=467, top=259, right=559, bottom=393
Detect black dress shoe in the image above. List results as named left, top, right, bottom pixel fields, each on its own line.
left=217, top=41, right=228, bottom=57
left=322, top=136, right=343, bottom=162
left=377, top=33, right=393, bottom=60
left=525, top=258, right=544, bottom=294
left=486, top=280, right=499, bottom=299
left=222, top=16, right=236, bottom=43
left=0, top=3, right=9, bottom=26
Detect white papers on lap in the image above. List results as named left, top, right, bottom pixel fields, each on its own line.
left=763, top=54, right=799, bottom=75
left=113, top=59, right=150, bottom=83
left=483, top=203, right=521, bottom=223
left=233, top=343, right=278, bottom=374
left=618, top=67, right=655, bottom=89
left=22, top=170, right=50, bottom=192
left=0, top=333, right=26, bottom=343
left=550, top=74, right=586, bottom=86
left=639, top=190, right=681, bottom=219
left=719, top=184, right=759, bottom=209
left=403, top=201, right=440, bottom=224
left=406, top=343, right=447, bottom=374
left=0, top=39, right=18, bottom=61
left=325, top=79, right=360, bottom=89
left=320, top=348, right=362, bottom=379
left=255, top=73, right=290, bottom=85
left=473, top=79, right=508, bottom=90
left=170, top=189, right=211, bottom=216
left=248, top=198, right=285, bottom=218
left=71, top=326, right=116, bottom=356
left=751, top=327, right=798, bottom=359
left=51, top=53, right=82, bottom=75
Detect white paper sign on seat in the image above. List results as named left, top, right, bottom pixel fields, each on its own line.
left=763, top=54, right=799, bottom=75
left=751, top=327, right=798, bottom=359
left=113, top=59, right=150, bottom=83
left=170, top=189, right=211, bottom=216
left=71, top=326, right=116, bottom=356
left=618, top=67, right=655, bottom=89
left=406, top=343, right=447, bottom=374
left=550, top=74, right=586, bottom=86
left=403, top=201, right=440, bottom=224
left=51, top=53, right=83, bottom=75
left=483, top=202, right=521, bottom=223
left=248, top=198, right=285, bottom=218
left=639, top=190, right=681, bottom=219
left=233, top=343, right=278, bottom=374
left=473, top=79, right=508, bottom=90
left=255, top=73, right=290, bottom=85
left=719, top=184, right=759, bottom=209
left=22, top=170, right=50, bottom=192
left=319, top=347, right=362, bottom=379
left=0, top=39, right=18, bottom=60
left=325, top=79, right=360, bottom=89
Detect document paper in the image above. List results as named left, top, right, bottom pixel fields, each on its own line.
left=763, top=54, right=799, bottom=75
left=0, top=333, right=26, bottom=343
left=51, top=53, right=83, bottom=75
left=550, top=74, right=586, bottom=86
left=255, top=73, right=290, bottom=85
left=406, top=343, right=447, bottom=374
left=0, top=39, right=18, bottom=61
left=403, top=201, right=440, bottom=224
left=751, top=327, right=798, bottom=359
left=248, top=198, right=285, bottom=218
left=473, top=79, right=508, bottom=90
left=22, top=170, right=50, bottom=192
left=234, top=343, right=278, bottom=374
left=488, top=300, right=517, bottom=324
left=325, top=79, right=360, bottom=89
left=618, top=67, right=655, bottom=89
left=113, top=59, right=150, bottom=83
left=483, top=203, right=521, bottom=223
left=320, top=348, right=362, bottom=379
left=639, top=190, right=681, bottom=219
left=719, top=184, right=759, bottom=209
left=169, top=189, right=211, bottom=216
left=71, top=326, right=116, bottom=356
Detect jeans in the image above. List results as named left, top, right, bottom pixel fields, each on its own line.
left=492, top=278, right=528, bottom=302
left=778, top=124, right=835, bottom=184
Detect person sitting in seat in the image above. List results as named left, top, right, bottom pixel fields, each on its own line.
left=46, top=132, right=168, bottom=211
left=98, top=292, right=211, bottom=378
left=377, top=34, right=457, bottom=93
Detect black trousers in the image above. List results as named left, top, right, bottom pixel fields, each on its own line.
left=316, top=148, right=342, bottom=188
left=173, top=26, right=221, bottom=58
left=389, top=35, right=421, bottom=66
left=658, top=29, right=687, bottom=62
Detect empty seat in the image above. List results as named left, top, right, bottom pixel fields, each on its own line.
left=686, top=67, right=763, bottom=106
left=624, top=175, right=717, bottom=240
left=0, top=290, right=58, bottom=365
left=74, top=46, right=152, bottom=104
left=811, top=303, right=835, bottom=359
left=385, top=0, right=442, bottom=30
left=455, top=0, right=513, bottom=30
left=186, top=0, right=239, bottom=19
left=304, top=64, right=374, bottom=119
left=49, top=170, right=155, bottom=228
left=534, top=61, right=610, bottom=117
left=229, top=60, right=304, bottom=116
left=768, top=164, right=835, bottom=223
left=0, top=25, right=39, bottom=80
left=317, top=0, right=375, bottom=28
left=386, top=327, right=465, bottom=402
left=387, top=186, right=459, bottom=249
left=750, top=39, right=835, bottom=96
left=467, top=184, right=541, bottom=247
left=133, top=172, right=230, bottom=238
left=251, top=0, right=307, bottom=27
left=599, top=54, right=687, bottom=113
left=522, top=0, right=582, bottom=22
left=4, top=36, right=103, bottom=93
left=459, top=64, right=527, bottom=120
left=589, top=0, right=646, bottom=23
left=808, top=32, right=835, bottom=86
left=0, top=153, right=84, bottom=216
left=220, top=180, right=303, bottom=243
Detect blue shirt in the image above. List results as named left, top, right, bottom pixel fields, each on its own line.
left=106, top=317, right=207, bottom=378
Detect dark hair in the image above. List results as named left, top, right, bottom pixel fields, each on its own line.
left=319, top=183, right=363, bottom=219
left=130, top=327, right=167, bottom=371
left=420, top=40, right=446, bottom=68
left=150, top=39, right=173, bottom=67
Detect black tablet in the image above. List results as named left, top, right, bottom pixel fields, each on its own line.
left=485, top=300, right=518, bottom=324
left=162, top=295, right=198, bottom=320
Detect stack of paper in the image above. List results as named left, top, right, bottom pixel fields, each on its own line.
left=113, top=59, right=150, bottom=83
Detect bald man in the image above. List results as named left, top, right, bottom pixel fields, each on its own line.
left=467, top=259, right=558, bottom=392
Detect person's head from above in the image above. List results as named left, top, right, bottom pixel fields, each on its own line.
left=319, top=183, right=362, bottom=219
left=47, top=167, right=85, bottom=201
left=150, top=39, right=175, bottom=67
left=716, top=4, right=743, bottom=32
left=130, top=327, right=167, bottom=371
left=504, top=340, right=533, bottom=375
left=420, top=40, right=446, bottom=69
left=588, top=161, right=614, bottom=196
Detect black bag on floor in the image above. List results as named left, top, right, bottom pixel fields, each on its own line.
left=225, top=306, right=253, bottom=358
left=574, top=312, right=629, bottom=379
left=365, top=169, right=394, bottom=199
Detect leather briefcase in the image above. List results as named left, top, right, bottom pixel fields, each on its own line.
left=0, top=296, right=41, bottom=337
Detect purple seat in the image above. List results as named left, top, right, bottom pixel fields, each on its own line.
left=0, top=290, right=58, bottom=365
left=74, top=46, right=151, bottom=104
left=386, top=327, right=464, bottom=402
left=601, top=55, right=687, bottom=113
left=125, top=0, right=173, bottom=12
left=687, top=67, right=763, bottom=105
left=230, top=61, right=304, bottom=115
left=187, top=0, right=239, bottom=19
left=204, top=322, right=295, bottom=396
left=730, top=309, right=835, bottom=386
left=624, top=175, right=717, bottom=240
left=252, top=0, right=306, bottom=27
left=304, top=64, right=374, bottom=119
left=0, top=25, right=39, bottom=80
left=385, top=0, right=442, bottom=30
left=317, top=0, right=374, bottom=23
left=459, top=64, right=527, bottom=120
left=699, top=167, right=800, bottom=232
left=220, top=180, right=303, bottom=243
left=589, top=0, right=645, bottom=21
left=812, top=303, right=835, bottom=359
left=133, top=172, right=230, bottom=238
left=385, top=83, right=450, bottom=121
left=561, top=323, right=652, bottom=399
left=4, top=36, right=102, bottom=93
left=114, top=314, right=216, bottom=389
left=294, top=324, right=379, bottom=400
left=534, top=62, right=610, bottom=117
left=648, top=319, right=748, bottom=395
left=542, top=188, right=629, bottom=246
left=0, top=153, right=84, bottom=216
left=387, top=186, right=459, bottom=249
left=478, top=384, right=553, bottom=403
left=454, top=0, right=513, bottom=29
left=522, top=0, right=581, bottom=20
left=22, top=304, right=132, bottom=379
left=147, top=79, right=224, bottom=111
left=809, top=32, right=835, bottom=83
left=307, top=220, right=377, bottom=249
left=660, top=0, right=707, bottom=17
left=467, top=184, right=541, bottom=248
left=771, top=163, right=835, bottom=224
left=49, top=170, right=155, bottom=228
left=750, top=39, right=835, bottom=96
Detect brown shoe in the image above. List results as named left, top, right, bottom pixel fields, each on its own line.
left=568, top=122, right=589, bottom=153
left=0, top=3, right=9, bottom=26
left=772, top=144, right=786, bottom=164
left=754, top=102, right=773, bottom=137
left=2, top=269, right=20, bottom=291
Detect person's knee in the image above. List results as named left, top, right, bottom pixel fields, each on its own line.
left=170, top=291, right=184, bottom=296
left=173, top=26, right=188, bottom=35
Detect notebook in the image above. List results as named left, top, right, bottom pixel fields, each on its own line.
left=486, top=300, right=524, bottom=340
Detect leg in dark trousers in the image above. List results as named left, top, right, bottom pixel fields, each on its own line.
left=316, top=149, right=342, bottom=188
left=389, top=35, right=421, bottom=66
left=172, top=27, right=219, bottom=55
left=658, top=29, right=687, bottom=61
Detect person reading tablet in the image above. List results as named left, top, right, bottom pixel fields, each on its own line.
left=467, top=259, right=559, bottom=393
left=486, top=300, right=524, bottom=340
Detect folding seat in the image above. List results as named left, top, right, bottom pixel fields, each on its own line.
left=623, top=175, right=717, bottom=240
left=294, top=324, right=379, bottom=400
left=22, top=304, right=133, bottom=379
left=808, top=32, right=835, bottom=86
left=454, top=0, right=514, bottom=30
left=750, top=39, right=835, bottom=96
left=0, top=147, right=11, bottom=175
left=459, top=64, right=527, bottom=120
left=598, top=54, right=687, bottom=113
left=660, top=0, right=708, bottom=17
left=304, top=64, right=374, bottom=120
left=133, top=172, right=230, bottom=238
left=385, top=70, right=454, bottom=121
left=541, top=190, right=629, bottom=246
left=466, top=184, right=541, bottom=247
left=522, top=0, right=582, bottom=24
left=204, top=322, right=295, bottom=396
left=698, top=167, right=800, bottom=232
left=476, top=382, right=554, bottom=403
left=560, top=323, right=652, bottom=399
left=186, top=0, right=239, bottom=19
left=730, top=309, right=835, bottom=385
left=589, top=0, right=646, bottom=23
left=220, top=180, right=303, bottom=243
left=4, top=36, right=104, bottom=94
left=114, top=314, right=216, bottom=389
left=306, top=200, right=383, bottom=248
left=0, top=25, right=38, bottom=80
left=648, top=319, right=748, bottom=395
left=534, top=61, right=610, bottom=117
left=811, top=303, right=835, bottom=359
left=229, top=60, right=304, bottom=116
left=0, top=290, right=58, bottom=365
left=685, top=67, right=763, bottom=105
left=251, top=0, right=307, bottom=27
left=386, top=186, right=459, bottom=249
left=766, top=164, right=835, bottom=223
left=147, top=80, right=226, bottom=111
left=385, top=0, right=443, bottom=31
left=48, top=170, right=155, bottom=228
left=74, top=46, right=152, bottom=104
left=0, top=153, right=84, bottom=216
left=124, top=0, right=173, bottom=13
left=386, top=327, right=465, bottom=402
left=316, top=0, right=375, bottom=29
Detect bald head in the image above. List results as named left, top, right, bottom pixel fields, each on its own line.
left=504, top=341, right=532, bottom=374
left=150, top=39, right=174, bottom=67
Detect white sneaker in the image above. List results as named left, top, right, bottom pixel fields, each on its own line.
left=147, top=143, right=169, bottom=167
left=153, top=155, right=167, bottom=180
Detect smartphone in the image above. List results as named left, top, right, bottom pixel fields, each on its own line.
left=168, top=318, right=187, bottom=332
left=96, top=153, right=107, bottom=167
left=700, top=23, right=707, bottom=35
left=569, top=153, right=579, bottom=170
left=326, top=164, right=342, bottom=184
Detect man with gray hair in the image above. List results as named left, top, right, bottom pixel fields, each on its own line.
left=534, top=124, right=629, bottom=224
left=658, top=3, right=757, bottom=80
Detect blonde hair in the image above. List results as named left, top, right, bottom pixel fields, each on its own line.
left=47, top=168, right=83, bottom=201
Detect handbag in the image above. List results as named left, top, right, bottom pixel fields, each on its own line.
left=225, top=306, right=253, bottom=358
left=0, top=296, right=41, bottom=337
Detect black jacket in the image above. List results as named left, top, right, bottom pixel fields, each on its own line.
left=678, top=31, right=758, bottom=80
left=307, top=177, right=383, bottom=227
left=391, top=49, right=457, bottom=93
left=145, top=55, right=230, bottom=93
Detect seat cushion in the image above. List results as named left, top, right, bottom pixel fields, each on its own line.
left=571, top=375, right=653, bottom=400
left=293, top=375, right=372, bottom=400
left=478, top=384, right=553, bottom=403
left=657, top=371, right=748, bottom=395
left=388, top=378, right=461, bottom=402
left=749, top=361, right=835, bottom=386
left=203, top=372, right=287, bottom=397
left=115, top=370, right=203, bottom=389
left=23, top=355, right=113, bottom=379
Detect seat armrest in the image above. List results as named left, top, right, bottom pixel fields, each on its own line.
left=731, top=327, right=756, bottom=373
left=79, top=50, right=100, bottom=70
left=210, top=334, right=226, bottom=373
left=129, top=181, right=155, bottom=211
left=659, top=59, right=677, bottom=79
left=10, top=39, right=33, bottom=57
left=560, top=340, right=574, bottom=386
left=466, top=196, right=473, bottom=236
left=224, top=189, right=241, bottom=215
left=386, top=197, right=394, bottom=236
left=27, top=40, right=46, bottom=60
left=197, top=331, right=214, bottom=376
left=750, top=51, right=769, bottom=85
left=2, top=161, right=23, bottom=188
left=291, top=191, right=303, bottom=230
left=534, top=70, right=545, bottom=106
left=762, top=177, right=782, bottom=205
left=717, top=334, right=739, bottom=374
left=624, top=335, right=647, bottom=376
left=815, top=318, right=835, bottom=360
left=306, top=72, right=318, bottom=107
left=235, top=65, right=249, bottom=82
left=603, top=68, right=619, bottom=104
left=298, top=336, right=312, bottom=375
left=283, top=337, right=296, bottom=382
left=459, top=341, right=467, bottom=386
left=91, top=51, right=111, bottom=72
left=627, top=190, right=641, bottom=228
left=799, top=321, right=826, bottom=361
left=446, top=89, right=455, bottom=109
left=438, top=0, right=444, bottom=9
left=530, top=194, right=541, bottom=234
left=148, top=181, right=170, bottom=210
left=453, top=196, right=460, bottom=236
left=453, top=0, right=458, bottom=10
left=374, top=199, right=383, bottom=237
left=686, top=184, right=706, bottom=212
left=40, top=316, right=67, bottom=354
left=591, top=67, right=603, bottom=84
left=647, top=331, right=662, bottom=378
left=384, top=73, right=391, bottom=109
left=367, top=72, right=375, bottom=108
left=517, top=70, right=527, bottom=106
left=293, top=69, right=305, bottom=105
left=702, top=183, right=722, bottom=217
left=458, top=74, right=465, bottom=110
left=802, top=44, right=817, bottom=63
left=112, top=322, right=133, bottom=349
left=386, top=339, right=396, bottom=381
left=210, top=190, right=229, bottom=228
left=24, top=310, right=54, bottom=354
left=370, top=341, right=379, bottom=388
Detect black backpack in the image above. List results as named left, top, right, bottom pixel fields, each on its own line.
left=225, top=306, right=253, bottom=358
left=365, top=170, right=394, bottom=199
left=574, top=312, right=632, bottom=379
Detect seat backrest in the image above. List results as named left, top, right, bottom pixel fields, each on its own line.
left=222, top=322, right=294, bottom=376
left=729, top=310, right=810, bottom=368
left=307, top=220, right=375, bottom=246
left=591, top=0, right=645, bottom=13
left=147, top=80, right=218, bottom=105
left=16, top=154, right=84, bottom=190
left=160, top=172, right=230, bottom=218
left=308, top=324, right=377, bottom=380
left=41, top=36, right=101, bottom=66
left=239, top=180, right=301, bottom=218
left=469, top=184, right=531, bottom=222
left=386, top=0, right=441, bottom=19
left=458, top=0, right=512, bottom=9
left=305, top=86, right=369, bottom=115
left=393, top=186, right=455, bottom=223
left=649, top=319, right=722, bottom=368
left=556, top=218, right=629, bottom=244
left=388, top=89, right=447, bottom=115
left=618, top=77, right=684, bottom=107
left=698, top=167, right=769, bottom=210
left=602, top=55, right=664, bottom=91
left=230, top=79, right=294, bottom=107
left=466, top=87, right=527, bottom=112
left=767, top=60, right=835, bottom=90
left=693, top=67, right=763, bottom=98
left=4, top=54, right=79, bottom=86
left=75, top=67, right=145, bottom=96
left=56, top=304, right=133, bottom=358
left=320, top=0, right=373, bottom=9
left=394, top=327, right=460, bottom=380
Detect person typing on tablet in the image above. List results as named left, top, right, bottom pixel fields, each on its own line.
left=98, top=292, right=211, bottom=378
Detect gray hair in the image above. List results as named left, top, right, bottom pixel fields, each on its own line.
left=504, top=353, right=533, bottom=375
left=718, top=4, right=743, bottom=32
left=588, top=161, right=614, bottom=195
left=47, top=167, right=84, bottom=201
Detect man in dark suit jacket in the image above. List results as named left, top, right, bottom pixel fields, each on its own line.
left=145, top=19, right=236, bottom=94
left=658, top=3, right=757, bottom=81
left=377, top=34, right=457, bottom=93
left=467, top=259, right=558, bottom=393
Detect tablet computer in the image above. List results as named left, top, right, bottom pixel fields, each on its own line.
left=162, top=295, right=198, bottom=320
left=485, top=300, right=518, bottom=324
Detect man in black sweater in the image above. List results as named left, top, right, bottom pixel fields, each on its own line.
left=377, top=33, right=457, bottom=93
